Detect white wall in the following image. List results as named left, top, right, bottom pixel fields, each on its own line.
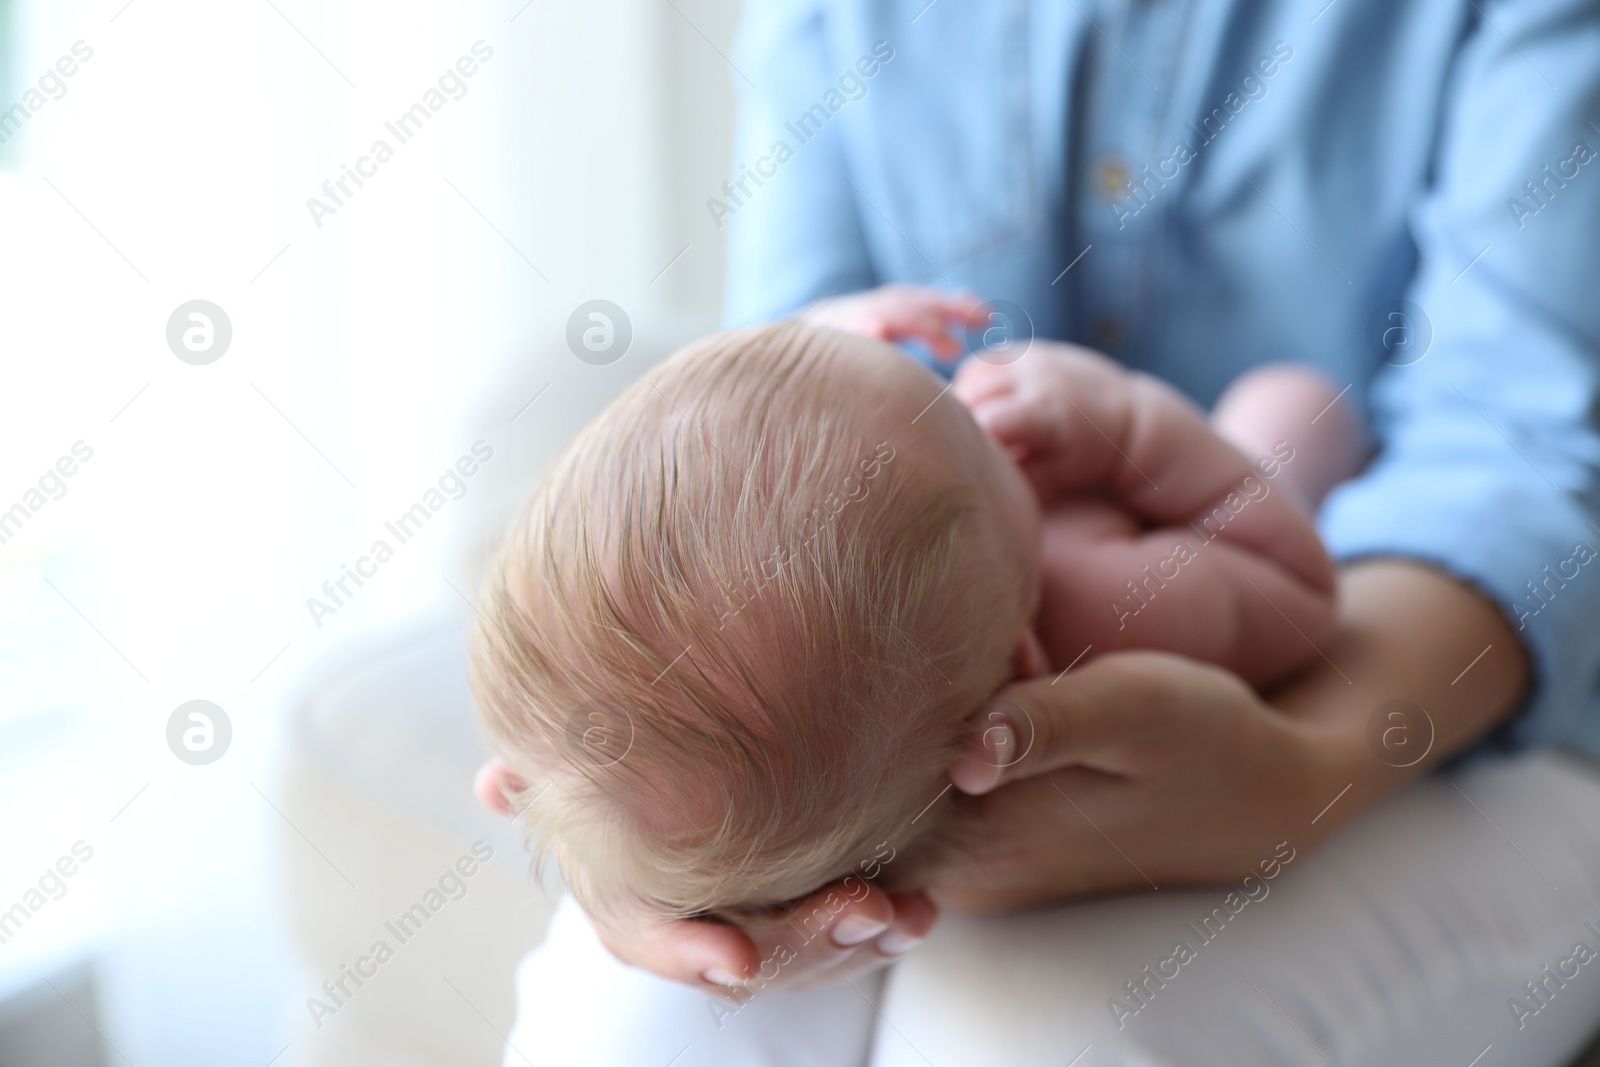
left=0, top=0, right=740, bottom=1061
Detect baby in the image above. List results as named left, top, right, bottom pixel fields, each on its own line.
left=469, top=288, right=1362, bottom=930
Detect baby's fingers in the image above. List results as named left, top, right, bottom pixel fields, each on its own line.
left=951, top=354, right=1029, bottom=408
left=872, top=290, right=985, bottom=358
left=968, top=396, right=1068, bottom=455
left=870, top=310, right=965, bottom=358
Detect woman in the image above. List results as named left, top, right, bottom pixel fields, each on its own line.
left=491, top=1, right=1600, bottom=1062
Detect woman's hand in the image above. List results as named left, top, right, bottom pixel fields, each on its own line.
left=588, top=883, right=939, bottom=995
left=472, top=758, right=938, bottom=995
left=911, top=651, right=1347, bottom=911
left=909, top=559, right=1529, bottom=911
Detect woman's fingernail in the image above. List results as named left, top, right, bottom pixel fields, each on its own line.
left=949, top=709, right=1013, bottom=794
left=983, top=712, right=1017, bottom=766
left=876, top=930, right=924, bottom=956
left=831, top=914, right=891, bottom=947
left=702, top=968, right=742, bottom=987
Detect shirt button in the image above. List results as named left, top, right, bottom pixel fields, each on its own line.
left=1094, top=316, right=1122, bottom=350
left=1095, top=156, right=1130, bottom=199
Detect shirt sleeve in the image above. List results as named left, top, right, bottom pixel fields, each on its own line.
left=720, top=0, right=878, bottom=328
left=1318, top=0, right=1600, bottom=754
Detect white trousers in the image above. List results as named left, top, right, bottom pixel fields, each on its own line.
left=504, top=751, right=1600, bottom=1067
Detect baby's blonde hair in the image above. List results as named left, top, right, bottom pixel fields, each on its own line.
left=470, top=321, right=1020, bottom=920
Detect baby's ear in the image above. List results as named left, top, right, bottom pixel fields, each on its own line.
left=473, top=757, right=526, bottom=816
left=1011, top=629, right=1051, bottom=681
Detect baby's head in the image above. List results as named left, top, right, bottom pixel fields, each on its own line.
left=470, top=321, right=1040, bottom=924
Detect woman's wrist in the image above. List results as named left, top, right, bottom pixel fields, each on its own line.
left=1271, top=558, right=1531, bottom=828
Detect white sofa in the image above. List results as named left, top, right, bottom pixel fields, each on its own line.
left=276, top=610, right=559, bottom=1067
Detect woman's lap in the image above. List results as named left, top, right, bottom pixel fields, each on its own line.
left=508, top=750, right=1600, bottom=1067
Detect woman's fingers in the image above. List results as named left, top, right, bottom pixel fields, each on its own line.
left=780, top=887, right=938, bottom=990
left=594, top=911, right=762, bottom=991
left=698, top=879, right=913, bottom=994
left=946, top=659, right=1133, bottom=794
left=948, top=652, right=1251, bottom=793
left=746, top=879, right=892, bottom=956
left=587, top=879, right=935, bottom=996
left=876, top=890, right=938, bottom=955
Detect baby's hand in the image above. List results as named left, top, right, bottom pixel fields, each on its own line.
left=799, top=285, right=984, bottom=360
left=953, top=342, right=1127, bottom=493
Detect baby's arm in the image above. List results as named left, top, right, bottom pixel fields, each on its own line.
left=955, top=344, right=1336, bottom=592
left=955, top=345, right=1338, bottom=688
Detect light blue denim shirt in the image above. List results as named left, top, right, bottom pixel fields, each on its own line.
left=720, top=0, right=1600, bottom=759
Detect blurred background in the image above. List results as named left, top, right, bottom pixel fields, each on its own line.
left=0, top=0, right=740, bottom=1062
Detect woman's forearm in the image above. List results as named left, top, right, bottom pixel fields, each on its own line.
left=1274, top=558, right=1531, bottom=823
